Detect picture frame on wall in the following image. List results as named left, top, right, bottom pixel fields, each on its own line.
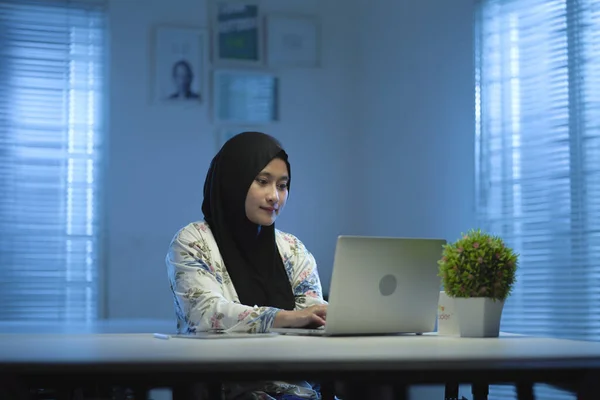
left=213, top=69, right=278, bottom=124
left=211, top=0, right=263, bottom=66
left=153, top=26, right=208, bottom=104
left=266, top=14, right=319, bottom=68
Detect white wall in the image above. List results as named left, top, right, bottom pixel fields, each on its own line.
left=354, top=0, right=476, bottom=242
left=105, top=0, right=359, bottom=319
left=105, top=0, right=475, bottom=321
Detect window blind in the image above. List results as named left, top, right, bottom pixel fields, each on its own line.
left=476, top=0, right=600, bottom=398
left=0, top=0, right=106, bottom=321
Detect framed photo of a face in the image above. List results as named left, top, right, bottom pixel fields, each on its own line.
left=153, top=26, right=208, bottom=104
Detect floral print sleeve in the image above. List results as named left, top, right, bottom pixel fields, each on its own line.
left=276, top=231, right=328, bottom=310
left=166, top=223, right=280, bottom=334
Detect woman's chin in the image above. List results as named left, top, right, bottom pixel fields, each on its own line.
left=258, top=217, right=276, bottom=226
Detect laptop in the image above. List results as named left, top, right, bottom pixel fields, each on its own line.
left=271, top=235, right=446, bottom=336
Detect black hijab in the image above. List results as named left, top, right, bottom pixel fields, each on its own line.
left=201, top=132, right=296, bottom=311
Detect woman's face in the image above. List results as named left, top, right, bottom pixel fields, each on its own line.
left=245, top=158, right=289, bottom=226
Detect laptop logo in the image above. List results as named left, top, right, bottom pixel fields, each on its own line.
left=379, top=274, right=397, bottom=296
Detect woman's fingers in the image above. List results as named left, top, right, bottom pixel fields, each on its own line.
left=308, top=304, right=327, bottom=314
left=315, top=306, right=327, bottom=317
left=310, top=314, right=326, bottom=326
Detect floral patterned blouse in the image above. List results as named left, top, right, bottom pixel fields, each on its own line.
left=165, top=221, right=328, bottom=400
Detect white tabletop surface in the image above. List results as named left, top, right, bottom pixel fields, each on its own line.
left=0, top=318, right=176, bottom=334
left=2, top=331, right=600, bottom=373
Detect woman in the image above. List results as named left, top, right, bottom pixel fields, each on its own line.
left=166, top=131, right=329, bottom=399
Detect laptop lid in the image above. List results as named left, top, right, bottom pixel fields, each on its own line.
left=324, top=235, right=445, bottom=336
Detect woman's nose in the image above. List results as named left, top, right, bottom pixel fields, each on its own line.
left=266, top=185, right=279, bottom=202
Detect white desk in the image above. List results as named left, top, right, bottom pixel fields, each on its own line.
left=0, top=318, right=176, bottom=335
left=1, top=331, right=600, bottom=399
left=1, top=332, right=599, bottom=371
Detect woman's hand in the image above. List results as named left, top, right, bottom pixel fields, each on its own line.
left=273, top=305, right=327, bottom=329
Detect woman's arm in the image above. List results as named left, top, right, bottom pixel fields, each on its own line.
left=282, top=234, right=328, bottom=310
left=166, top=226, right=279, bottom=333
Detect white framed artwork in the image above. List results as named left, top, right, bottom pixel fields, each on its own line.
left=213, top=69, right=279, bottom=124
left=211, top=0, right=263, bottom=67
left=153, top=26, right=208, bottom=104
left=266, top=14, right=319, bottom=68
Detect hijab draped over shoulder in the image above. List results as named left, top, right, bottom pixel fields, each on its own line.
left=201, top=132, right=296, bottom=311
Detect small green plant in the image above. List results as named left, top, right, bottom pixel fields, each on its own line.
left=438, top=229, right=519, bottom=301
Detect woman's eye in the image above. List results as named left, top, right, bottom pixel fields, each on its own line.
left=256, top=178, right=268, bottom=185
left=278, top=184, right=288, bottom=190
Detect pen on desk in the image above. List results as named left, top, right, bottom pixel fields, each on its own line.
left=153, top=333, right=171, bottom=340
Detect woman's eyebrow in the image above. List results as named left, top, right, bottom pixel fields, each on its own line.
left=258, top=172, right=289, bottom=181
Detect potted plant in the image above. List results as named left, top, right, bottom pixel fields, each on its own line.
left=438, top=229, right=519, bottom=337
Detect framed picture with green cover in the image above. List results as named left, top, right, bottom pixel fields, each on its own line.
left=211, top=0, right=263, bottom=67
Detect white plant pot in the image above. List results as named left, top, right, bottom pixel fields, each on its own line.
left=454, top=297, right=505, bottom=338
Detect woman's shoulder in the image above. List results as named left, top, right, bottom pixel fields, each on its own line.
left=167, top=221, right=222, bottom=268
left=275, top=228, right=310, bottom=255
left=170, top=220, right=216, bottom=245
